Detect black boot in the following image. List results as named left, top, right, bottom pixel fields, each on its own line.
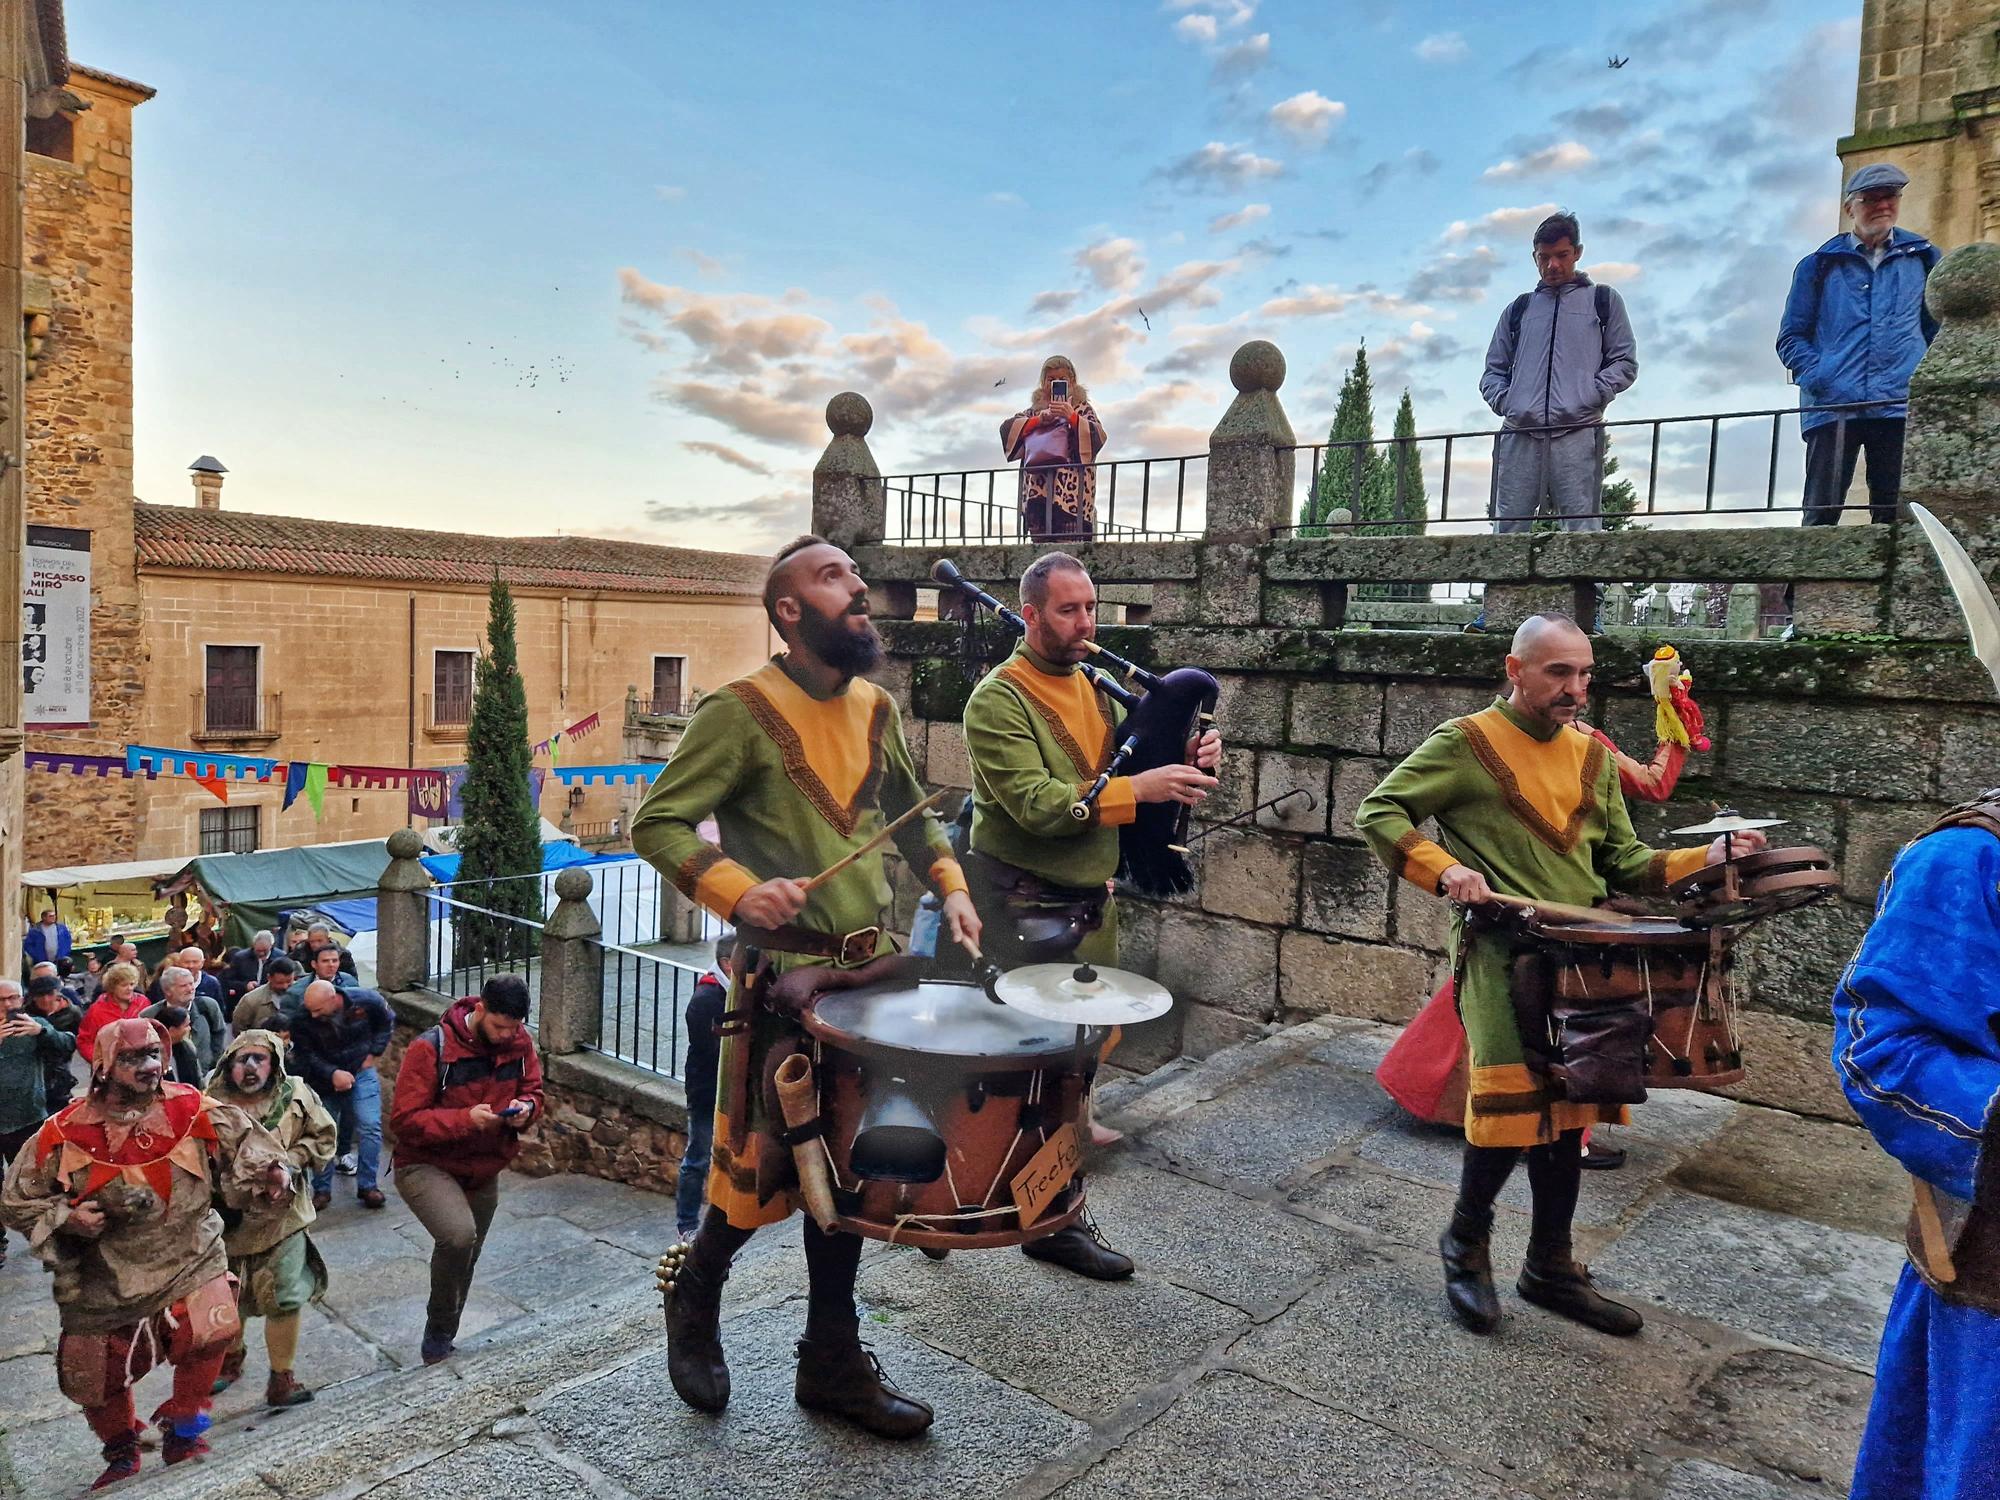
left=1021, top=1214, right=1134, bottom=1281
left=662, top=1211, right=750, bottom=1412
left=795, top=1335, right=935, bottom=1439
left=1438, top=1209, right=1502, bottom=1334
left=1517, top=1241, right=1642, bottom=1337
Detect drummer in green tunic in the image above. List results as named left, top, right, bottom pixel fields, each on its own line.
left=959, top=551, right=1221, bottom=1280
left=1356, top=614, right=1759, bottom=1338
left=632, top=535, right=981, bottom=1440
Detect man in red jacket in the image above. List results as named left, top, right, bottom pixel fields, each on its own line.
left=389, top=975, right=543, bottom=1365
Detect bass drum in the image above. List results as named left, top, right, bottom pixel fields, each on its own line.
left=800, top=979, right=1104, bottom=1251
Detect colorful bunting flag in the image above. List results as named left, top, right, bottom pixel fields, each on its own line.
left=302, top=763, right=328, bottom=817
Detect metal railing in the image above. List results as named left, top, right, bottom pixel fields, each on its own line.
left=423, top=890, right=544, bottom=1025
left=644, top=695, right=699, bottom=718
left=567, top=818, right=625, bottom=846
left=195, top=689, right=281, bottom=738
left=426, top=687, right=471, bottom=729
left=590, top=937, right=714, bottom=1080
left=1279, top=401, right=1903, bottom=537
left=883, top=453, right=1208, bottom=546
left=436, top=858, right=670, bottom=950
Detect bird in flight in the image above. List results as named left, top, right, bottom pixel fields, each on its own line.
left=1136, top=306, right=1152, bottom=331
left=1607, top=55, right=1629, bottom=68
left=994, top=378, right=1006, bottom=387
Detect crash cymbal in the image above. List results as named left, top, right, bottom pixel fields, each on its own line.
left=1668, top=811, right=1790, bottom=838
left=990, top=962, right=1173, bottom=1026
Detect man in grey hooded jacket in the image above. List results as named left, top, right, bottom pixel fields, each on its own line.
left=1480, top=211, right=1638, bottom=533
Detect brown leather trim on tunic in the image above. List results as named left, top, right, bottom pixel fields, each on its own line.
left=724, top=679, right=889, bottom=839
left=998, top=659, right=1109, bottom=780
left=674, top=846, right=727, bottom=901
left=1638, top=850, right=1671, bottom=894
left=1454, top=715, right=1605, bottom=857
left=1392, top=829, right=1432, bottom=885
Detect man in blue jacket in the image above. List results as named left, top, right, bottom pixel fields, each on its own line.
left=284, top=978, right=393, bottom=1212
left=1776, top=163, right=1939, bottom=526
left=1479, top=211, right=1638, bottom=534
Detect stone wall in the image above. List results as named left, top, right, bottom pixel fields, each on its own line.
left=21, top=68, right=151, bottom=868
left=813, top=248, right=2000, bottom=1122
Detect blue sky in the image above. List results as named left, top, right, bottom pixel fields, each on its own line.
left=76, top=0, right=1862, bottom=552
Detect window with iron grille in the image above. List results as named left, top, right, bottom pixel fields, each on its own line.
left=204, top=646, right=260, bottom=732
left=434, top=650, right=475, bottom=726
left=651, top=656, right=686, bottom=716
left=199, top=805, right=260, bottom=856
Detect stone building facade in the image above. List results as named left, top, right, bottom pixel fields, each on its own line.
left=19, top=61, right=151, bottom=871
left=1840, top=0, right=2000, bottom=248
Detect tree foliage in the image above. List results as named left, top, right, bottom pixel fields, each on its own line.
left=454, top=575, right=543, bottom=966
left=1300, top=345, right=1429, bottom=541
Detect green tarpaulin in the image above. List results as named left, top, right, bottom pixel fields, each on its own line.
left=165, top=839, right=393, bottom=949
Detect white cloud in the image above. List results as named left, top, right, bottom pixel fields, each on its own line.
left=1442, top=203, right=1561, bottom=243
left=678, top=248, right=726, bottom=275
left=681, top=440, right=773, bottom=476
left=1075, top=236, right=1147, bottom=293
left=1212, top=32, right=1271, bottom=80
left=655, top=185, right=687, bottom=202
left=1165, top=0, right=1257, bottom=25
left=1259, top=283, right=1427, bottom=319
left=1208, top=202, right=1271, bottom=233
left=1028, top=288, right=1081, bottom=316
left=985, top=191, right=1025, bottom=208
left=1415, top=31, right=1469, bottom=63
left=1584, top=261, right=1643, bottom=284
left=1160, top=141, right=1283, bottom=191
left=1174, top=13, right=1217, bottom=42
left=1266, top=91, right=1347, bottom=146
left=1482, top=142, right=1595, bottom=180
left=1406, top=246, right=1501, bottom=303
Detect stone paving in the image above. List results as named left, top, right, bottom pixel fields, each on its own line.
left=0, top=1015, right=1909, bottom=1499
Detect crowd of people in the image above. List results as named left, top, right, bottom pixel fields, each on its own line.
left=0, top=912, right=543, bottom=1488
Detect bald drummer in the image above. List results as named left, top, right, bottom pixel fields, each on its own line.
left=1355, top=613, right=1761, bottom=1339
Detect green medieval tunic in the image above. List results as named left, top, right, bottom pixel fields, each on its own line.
left=961, top=641, right=1137, bottom=966
left=631, top=658, right=966, bottom=1229
left=1355, top=698, right=1710, bottom=1148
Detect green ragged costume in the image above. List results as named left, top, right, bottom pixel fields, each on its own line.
left=631, top=659, right=966, bottom=1229
left=962, top=641, right=1137, bottom=966
left=205, top=1028, right=335, bottom=1315
left=1356, top=698, right=1709, bottom=1147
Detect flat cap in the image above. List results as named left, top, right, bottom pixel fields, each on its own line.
left=1844, top=162, right=1909, bottom=196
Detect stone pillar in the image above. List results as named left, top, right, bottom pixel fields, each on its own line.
left=1904, top=242, right=2000, bottom=527
left=811, top=391, right=883, bottom=550
left=1206, top=340, right=1295, bottom=541
left=537, top=867, right=603, bottom=1055
left=1725, top=583, right=1761, bottom=640
left=375, top=828, right=434, bottom=994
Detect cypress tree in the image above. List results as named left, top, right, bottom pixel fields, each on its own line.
left=455, top=574, right=543, bottom=966
left=1303, top=343, right=1392, bottom=534
left=1388, top=389, right=1428, bottom=537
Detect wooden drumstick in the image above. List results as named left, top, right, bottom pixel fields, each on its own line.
left=800, top=789, right=948, bottom=893
left=1481, top=892, right=1640, bottom=928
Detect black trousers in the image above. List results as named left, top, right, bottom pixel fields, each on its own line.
left=1802, top=416, right=1905, bottom=526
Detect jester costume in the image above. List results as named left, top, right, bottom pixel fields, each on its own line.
left=960, top=638, right=1135, bottom=1280
left=1835, top=800, right=2000, bottom=1500
left=1357, top=697, right=1710, bottom=1148
left=631, top=654, right=963, bottom=1437
left=0, top=1018, right=291, bottom=1484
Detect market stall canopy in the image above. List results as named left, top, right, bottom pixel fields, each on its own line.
left=163, top=838, right=393, bottom=948
left=21, top=855, right=190, bottom=890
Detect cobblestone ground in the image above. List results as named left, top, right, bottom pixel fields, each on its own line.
left=0, top=1016, right=1907, bottom=1499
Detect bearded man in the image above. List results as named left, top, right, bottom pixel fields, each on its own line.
left=632, top=534, right=981, bottom=1439
left=206, top=1028, right=336, bottom=1408
left=0, top=1018, right=294, bottom=1488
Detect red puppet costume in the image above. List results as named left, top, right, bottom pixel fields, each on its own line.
left=0, top=1018, right=292, bottom=1488
left=1376, top=648, right=1711, bottom=1128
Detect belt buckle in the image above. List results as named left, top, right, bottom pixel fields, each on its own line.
left=838, top=926, right=880, bottom=966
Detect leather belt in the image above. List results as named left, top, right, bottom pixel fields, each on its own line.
left=733, top=923, right=882, bottom=967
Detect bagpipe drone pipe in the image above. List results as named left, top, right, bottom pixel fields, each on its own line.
left=931, top=559, right=1219, bottom=896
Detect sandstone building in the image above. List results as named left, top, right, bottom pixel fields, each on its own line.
left=1839, top=0, right=2000, bottom=248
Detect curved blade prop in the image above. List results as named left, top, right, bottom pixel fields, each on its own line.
left=1911, top=504, right=2000, bottom=699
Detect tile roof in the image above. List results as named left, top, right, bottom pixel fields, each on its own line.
left=134, top=502, right=768, bottom=598
left=68, top=63, right=156, bottom=100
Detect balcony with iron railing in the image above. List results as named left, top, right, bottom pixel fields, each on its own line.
left=192, top=688, right=281, bottom=745
left=423, top=688, right=472, bottom=742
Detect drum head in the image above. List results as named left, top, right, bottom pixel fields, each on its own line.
left=1523, top=914, right=1704, bottom=948
left=804, top=980, right=1089, bottom=1063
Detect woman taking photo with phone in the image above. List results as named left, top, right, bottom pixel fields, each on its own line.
left=1002, top=355, right=1107, bottom=542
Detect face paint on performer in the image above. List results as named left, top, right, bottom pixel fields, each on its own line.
left=110, top=1040, right=164, bottom=1097
left=1505, top=613, right=1595, bottom=730
left=228, top=1047, right=275, bottom=1095
left=1022, top=562, right=1097, bottom=666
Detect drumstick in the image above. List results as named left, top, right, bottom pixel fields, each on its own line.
left=800, top=789, right=948, bottom=893
left=1482, top=892, right=1641, bottom=928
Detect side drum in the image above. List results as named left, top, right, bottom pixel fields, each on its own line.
left=1521, top=913, right=1746, bottom=1091
left=800, top=979, right=1103, bottom=1250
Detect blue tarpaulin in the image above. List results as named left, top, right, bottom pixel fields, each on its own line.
left=419, top=839, right=609, bottom=885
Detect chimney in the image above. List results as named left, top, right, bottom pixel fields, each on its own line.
left=189, top=455, right=227, bottom=509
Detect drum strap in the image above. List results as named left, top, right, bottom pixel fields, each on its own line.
left=774, top=1118, right=824, bottom=1149
left=1917, top=792, right=2000, bottom=846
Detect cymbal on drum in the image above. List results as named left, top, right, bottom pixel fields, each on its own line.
left=990, top=963, right=1173, bottom=1026
left=1668, top=811, right=1790, bottom=838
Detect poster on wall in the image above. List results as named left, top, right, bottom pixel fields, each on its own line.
left=23, top=525, right=90, bottom=729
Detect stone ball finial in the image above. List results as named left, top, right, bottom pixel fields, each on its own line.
left=1925, top=241, right=2000, bottom=324
left=826, top=392, right=873, bottom=438
left=386, top=827, right=424, bottom=860
left=1229, top=340, right=1286, bottom=394
left=1327, top=507, right=1354, bottom=527
left=553, top=867, right=594, bottom=902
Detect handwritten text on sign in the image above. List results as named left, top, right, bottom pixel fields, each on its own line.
left=1010, top=1122, right=1082, bottom=1229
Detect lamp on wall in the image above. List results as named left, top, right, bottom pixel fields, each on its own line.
left=567, top=784, right=585, bottom=810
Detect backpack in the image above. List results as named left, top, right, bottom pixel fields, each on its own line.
left=415, top=1023, right=524, bottom=1106
left=1507, top=284, right=1617, bottom=370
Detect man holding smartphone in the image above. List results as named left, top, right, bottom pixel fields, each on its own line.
left=388, top=975, right=544, bottom=1365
